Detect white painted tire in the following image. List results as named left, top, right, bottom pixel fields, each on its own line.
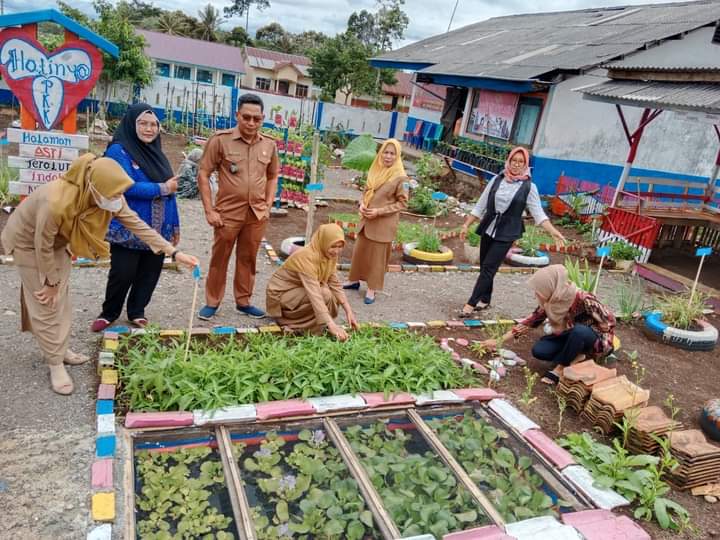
left=506, top=248, right=550, bottom=267
left=644, top=312, right=718, bottom=351
left=279, top=236, right=305, bottom=258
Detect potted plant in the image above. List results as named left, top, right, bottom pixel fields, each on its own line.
left=506, top=225, right=550, bottom=267
left=464, top=228, right=481, bottom=263
left=608, top=240, right=641, bottom=271
left=644, top=292, right=718, bottom=351
left=403, top=226, right=454, bottom=264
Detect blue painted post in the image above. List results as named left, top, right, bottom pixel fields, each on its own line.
left=231, top=87, right=239, bottom=126
left=275, top=127, right=289, bottom=209
left=388, top=111, right=398, bottom=139
left=315, top=101, right=324, bottom=130
left=690, top=247, right=712, bottom=306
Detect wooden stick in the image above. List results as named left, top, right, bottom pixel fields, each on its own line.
left=592, top=255, right=606, bottom=295
left=689, top=254, right=707, bottom=307
left=216, top=426, right=257, bottom=540
left=183, top=271, right=200, bottom=363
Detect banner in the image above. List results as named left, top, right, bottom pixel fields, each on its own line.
left=468, top=89, right=518, bottom=140
left=411, top=83, right=446, bottom=113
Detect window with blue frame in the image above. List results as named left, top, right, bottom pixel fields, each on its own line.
left=197, top=69, right=213, bottom=83
left=511, top=97, right=543, bottom=146
left=155, top=62, right=170, bottom=77
left=221, top=73, right=236, bottom=87
left=174, top=65, right=191, bottom=80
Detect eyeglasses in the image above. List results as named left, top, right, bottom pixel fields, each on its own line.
left=240, top=114, right=264, bottom=123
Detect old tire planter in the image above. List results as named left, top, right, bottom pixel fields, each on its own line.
left=506, top=247, right=550, bottom=267
left=279, top=236, right=305, bottom=258
left=644, top=311, right=718, bottom=351
left=700, top=399, right=720, bottom=442
left=402, top=242, right=454, bottom=265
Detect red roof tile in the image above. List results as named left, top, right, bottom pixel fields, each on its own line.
left=245, top=46, right=311, bottom=66
left=137, top=29, right=245, bottom=74
left=382, top=71, right=413, bottom=96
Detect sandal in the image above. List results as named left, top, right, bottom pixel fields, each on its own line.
left=49, top=365, right=74, bottom=395
left=131, top=318, right=148, bottom=328
left=541, top=371, right=560, bottom=386
left=474, top=302, right=490, bottom=311
left=90, top=318, right=112, bottom=333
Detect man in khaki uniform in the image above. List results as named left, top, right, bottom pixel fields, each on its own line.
left=197, top=94, right=279, bottom=319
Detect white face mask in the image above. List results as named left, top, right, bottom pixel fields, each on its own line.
left=90, top=183, right=123, bottom=213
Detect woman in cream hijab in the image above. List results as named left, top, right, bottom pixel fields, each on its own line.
left=267, top=224, right=358, bottom=341
left=478, top=264, right=616, bottom=385
left=343, top=138, right=408, bottom=304
left=1, top=154, right=199, bottom=395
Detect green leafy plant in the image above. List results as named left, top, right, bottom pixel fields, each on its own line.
left=615, top=280, right=646, bottom=321
left=327, top=212, right=359, bottom=224
left=655, top=292, right=708, bottom=330
left=118, top=328, right=473, bottom=412
left=0, top=161, right=19, bottom=206
left=415, top=153, right=444, bottom=188
left=609, top=241, right=642, bottom=262
left=341, top=134, right=377, bottom=173
left=555, top=393, right=567, bottom=435
left=519, top=367, right=538, bottom=406
left=430, top=412, right=570, bottom=522
left=346, top=420, right=486, bottom=537
left=564, top=257, right=596, bottom=292
left=135, top=446, right=236, bottom=539
left=516, top=225, right=551, bottom=257
left=408, top=185, right=439, bottom=216
left=416, top=226, right=442, bottom=253
left=558, top=432, right=689, bottom=530
left=466, top=229, right=481, bottom=248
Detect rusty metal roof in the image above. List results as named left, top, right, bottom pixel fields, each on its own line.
left=374, top=1, right=720, bottom=82
left=577, top=79, right=720, bottom=113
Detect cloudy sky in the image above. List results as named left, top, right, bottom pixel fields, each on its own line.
left=9, top=0, right=682, bottom=45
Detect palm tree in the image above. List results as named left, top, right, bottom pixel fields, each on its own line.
left=156, top=11, right=189, bottom=36
left=197, top=4, right=224, bottom=42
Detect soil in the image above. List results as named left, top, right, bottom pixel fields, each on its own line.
left=649, top=246, right=720, bottom=291
left=0, top=210, right=9, bottom=254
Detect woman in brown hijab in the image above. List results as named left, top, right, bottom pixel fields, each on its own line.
left=1, top=154, right=199, bottom=395
left=266, top=224, right=358, bottom=341
left=478, top=264, right=616, bottom=385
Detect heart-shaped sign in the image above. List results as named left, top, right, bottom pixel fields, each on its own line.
left=0, top=28, right=103, bottom=130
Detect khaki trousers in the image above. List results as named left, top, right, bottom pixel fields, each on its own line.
left=205, top=211, right=268, bottom=307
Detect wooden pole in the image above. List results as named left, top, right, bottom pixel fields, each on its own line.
left=304, top=131, right=320, bottom=242
left=592, top=255, right=606, bottom=295
left=689, top=254, right=707, bottom=308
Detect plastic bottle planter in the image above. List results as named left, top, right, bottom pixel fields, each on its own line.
left=464, top=242, right=480, bottom=264
left=279, top=236, right=306, bottom=258
left=643, top=311, right=718, bottom=351
left=701, top=399, right=720, bottom=442
left=402, top=242, right=454, bottom=265
left=505, top=247, right=550, bottom=267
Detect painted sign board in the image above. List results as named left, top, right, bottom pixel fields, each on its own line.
left=19, top=143, right=79, bottom=160
left=9, top=155, right=72, bottom=172
left=19, top=169, right=63, bottom=183
left=9, top=181, right=43, bottom=196
left=8, top=128, right=89, bottom=148
left=0, top=28, right=103, bottom=130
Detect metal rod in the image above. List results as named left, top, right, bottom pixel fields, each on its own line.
left=216, top=426, right=257, bottom=540
left=323, top=418, right=401, bottom=539
left=407, top=409, right=506, bottom=526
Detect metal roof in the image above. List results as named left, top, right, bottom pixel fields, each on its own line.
left=137, top=29, right=245, bottom=74
left=373, top=1, right=720, bottom=82
left=244, top=46, right=311, bottom=77
left=577, top=79, right=720, bottom=113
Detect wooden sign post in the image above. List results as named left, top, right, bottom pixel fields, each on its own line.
left=689, top=247, right=712, bottom=306
left=304, top=131, right=322, bottom=242
left=593, top=245, right=611, bottom=295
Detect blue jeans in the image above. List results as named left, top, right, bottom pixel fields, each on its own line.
left=531, top=324, right=599, bottom=367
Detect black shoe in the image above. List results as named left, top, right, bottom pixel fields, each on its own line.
left=343, top=282, right=361, bottom=290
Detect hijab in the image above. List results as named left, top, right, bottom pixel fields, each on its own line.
left=363, top=138, right=406, bottom=206
left=108, top=103, right=173, bottom=183
left=503, top=146, right=531, bottom=183
left=527, top=264, right=579, bottom=327
left=48, top=153, right=133, bottom=259
left=283, top=224, right=345, bottom=283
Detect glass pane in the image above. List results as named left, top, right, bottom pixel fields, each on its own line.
left=197, top=69, right=213, bottom=83
left=134, top=434, right=238, bottom=539
left=232, top=425, right=378, bottom=539
left=222, top=73, right=236, bottom=87
left=513, top=103, right=541, bottom=146
left=155, top=63, right=170, bottom=77
left=344, top=415, right=491, bottom=538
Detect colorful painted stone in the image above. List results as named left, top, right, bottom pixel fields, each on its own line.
left=701, top=398, right=720, bottom=442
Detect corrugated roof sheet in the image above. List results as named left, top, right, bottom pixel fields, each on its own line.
left=375, top=1, right=720, bottom=81
left=244, top=47, right=311, bottom=66
left=137, top=29, right=245, bottom=74
left=578, top=79, right=720, bottom=113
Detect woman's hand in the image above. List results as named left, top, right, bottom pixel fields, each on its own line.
left=345, top=307, right=359, bottom=330
left=551, top=229, right=566, bottom=250
left=478, top=338, right=497, bottom=351
left=174, top=252, right=200, bottom=270
left=171, top=232, right=180, bottom=246
left=459, top=223, right=469, bottom=241
left=34, top=283, right=59, bottom=308
left=165, top=176, right=179, bottom=194
left=362, top=208, right=380, bottom=220
left=327, top=321, right=349, bottom=341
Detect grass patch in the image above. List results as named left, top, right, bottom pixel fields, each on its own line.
left=118, top=328, right=472, bottom=412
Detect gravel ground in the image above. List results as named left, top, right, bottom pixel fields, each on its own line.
left=0, top=165, right=631, bottom=539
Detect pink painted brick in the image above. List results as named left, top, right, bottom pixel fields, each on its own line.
left=91, top=459, right=113, bottom=489
left=452, top=388, right=502, bottom=402
left=524, top=429, right=576, bottom=469
left=565, top=513, right=651, bottom=540
left=361, top=392, right=416, bottom=408
left=387, top=264, right=402, bottom=272
left=97, top=384, right=116, bottom=400
left=103, top=332, right=119, bottom=340
left=561, top=509, right=614, bottom=527
left=456, top=338, right=469, bottom=346
left=124, top=412, right=194, bottom=428
left=443, top=525, right=513, bottom=540
left=446, top=320, right=465, bottom=327
left=255, top=399, right=316, bottom=420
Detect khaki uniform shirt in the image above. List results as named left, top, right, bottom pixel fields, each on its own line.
left=199, top=128, right=279, bottom=225
left=357, top=176, right=409, bottom=243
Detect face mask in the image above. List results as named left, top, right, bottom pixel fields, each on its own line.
left=90, top=183, right=123, bottom=213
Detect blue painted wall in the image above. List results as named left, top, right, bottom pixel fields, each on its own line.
left=531, top=154, right=710, bottom=196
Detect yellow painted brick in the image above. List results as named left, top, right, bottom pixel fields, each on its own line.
left=160, top=329, right=184, bottom=337
left=259, top=325, right=282, bottom=333
left=431, top=265, right=445, bottom=272
left=426, top=320, right=446, bottom=327
left=103, top=340, right=118, bottom=351
left=92, top=492, right=115, bottom=521
left=100, top=369, right=119, bottom=385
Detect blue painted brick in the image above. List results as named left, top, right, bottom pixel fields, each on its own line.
left=96, top=435, right=116, bottom=458
left=389, top=322, right=409, bottom=329
left=96, top=400, right=114, bottom=415
left=463, top=319, right=484, bottom=327
left=107, top=325, right=130, bottom=334
left=212, top=326, right=236, bottom=335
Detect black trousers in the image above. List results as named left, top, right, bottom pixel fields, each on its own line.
left=100, top=244, right=165, bottom=321
left=467, top=233, right=513, bottom=306
left=531, top=324, right=599, bottom=367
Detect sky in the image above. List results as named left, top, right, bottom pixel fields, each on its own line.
left=7, top=0, right=685, bottom=46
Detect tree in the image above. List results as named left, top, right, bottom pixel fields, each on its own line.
left=196, top=4, right=224, bottom=42
left=347, top=0, right=408, bottom=52
left=155, top=11, right=192, bottom=36
left=292, top=31, right=329, bottom=55
left=224, top=26, right=253, bottom=47
left=224, top=0, right=270, bottom=32
left=125, top=0, right=162, bottom=25
left=254, top=22, right=293, bottom=52
left=347, top=10, right=377, bottom=48
left=56, top=1, right=93, bottom=27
